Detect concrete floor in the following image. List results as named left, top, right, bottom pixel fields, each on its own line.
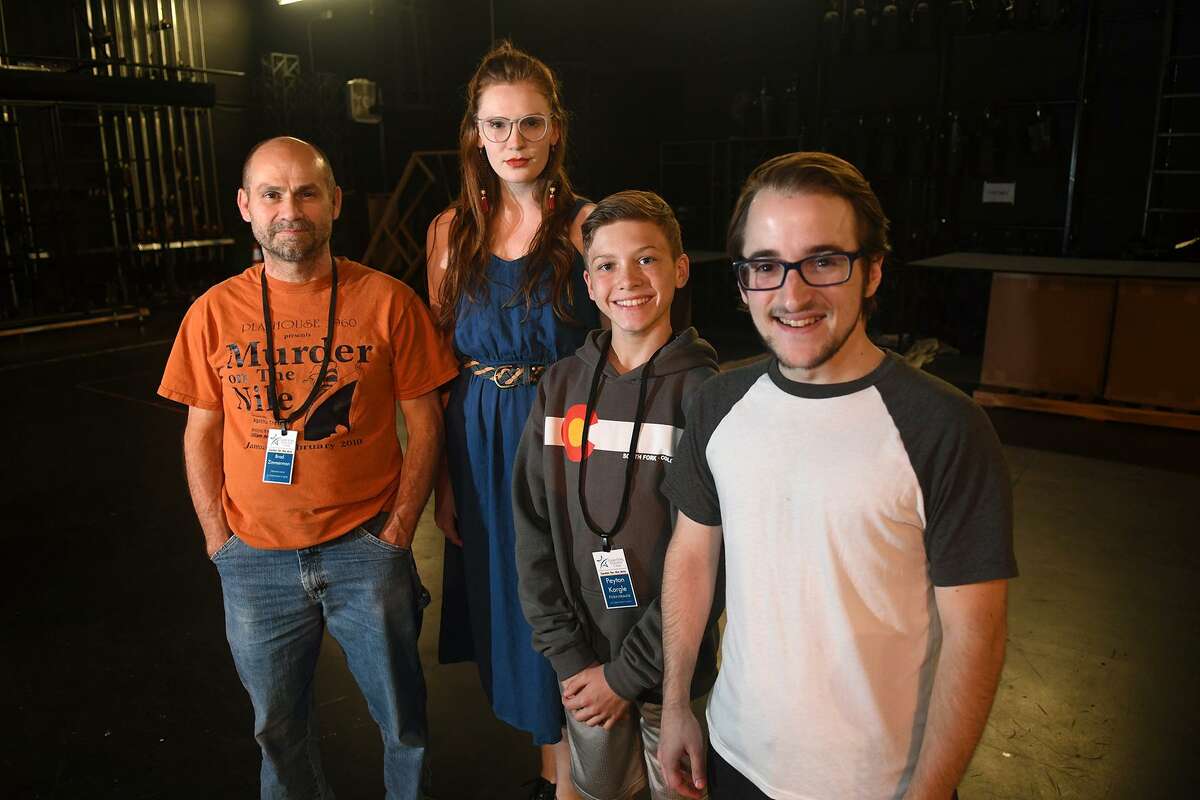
left=1, top=323, right=1197, bottom=799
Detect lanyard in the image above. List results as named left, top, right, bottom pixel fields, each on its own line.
left=260, top=256, right=338, bottom=431
left=577, top=334, right=669, bottom=552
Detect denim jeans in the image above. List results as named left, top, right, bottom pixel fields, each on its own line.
left=212, top=516, right=429, bottom=800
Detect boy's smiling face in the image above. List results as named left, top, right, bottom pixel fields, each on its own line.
left=585, top=220, right=689, bottom=340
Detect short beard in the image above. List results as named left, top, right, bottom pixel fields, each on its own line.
left=757, top=279, right=869, bottom=373
left=254, top=220, right=328, bottom=263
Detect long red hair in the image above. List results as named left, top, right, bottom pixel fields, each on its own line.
left=434, top=41, right=580, bottom=330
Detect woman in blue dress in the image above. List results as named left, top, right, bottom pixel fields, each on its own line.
left=425, top=42, right=596, bottom=800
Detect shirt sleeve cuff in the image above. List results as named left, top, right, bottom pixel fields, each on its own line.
left=547, top=645, right=600, bottom=685
left=157, top=385, right=221, bottom=411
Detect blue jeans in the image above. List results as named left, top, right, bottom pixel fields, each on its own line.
left=212, top=517, right=429, bottom=800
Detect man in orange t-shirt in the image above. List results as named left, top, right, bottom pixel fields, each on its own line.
left=158, top=137, right=457, bottom=800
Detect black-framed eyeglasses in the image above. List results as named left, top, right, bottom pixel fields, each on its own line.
left=732, top=251, right=866, bottom=291
left=475, top=113, right=552, bottom=143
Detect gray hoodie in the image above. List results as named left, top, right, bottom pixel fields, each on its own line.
left=513, top=327, right=722, bottom=702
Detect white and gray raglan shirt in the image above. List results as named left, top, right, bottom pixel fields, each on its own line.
left=663, top=352, right=1016, bottom=800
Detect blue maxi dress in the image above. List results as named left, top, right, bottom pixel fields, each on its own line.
left=439, top=210, right=597, bottom=745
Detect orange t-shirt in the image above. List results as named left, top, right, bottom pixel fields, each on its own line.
left=158, top=259, right=458, bottom=549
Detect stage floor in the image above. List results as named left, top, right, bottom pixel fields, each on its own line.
left=2, top=327, right=1196, bottom=799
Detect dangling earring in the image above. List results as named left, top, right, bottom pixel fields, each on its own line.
left=547, top=184, right=557, bottom=211
left=480, top=187, right=490, bottom=214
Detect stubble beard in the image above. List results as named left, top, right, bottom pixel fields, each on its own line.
left=757, top=289, right=867, bottom=375
left=255, top=219, right=329, bottom=263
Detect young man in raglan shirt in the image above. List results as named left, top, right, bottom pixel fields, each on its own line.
left=656, top=152, right=1017, bottom=800
left=158, top=137, right=458, bottom=799
left=513, top=191, right=722, bottom=800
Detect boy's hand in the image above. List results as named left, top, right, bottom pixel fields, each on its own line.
left=562, top=664, right=630, bottom=729
left=658, top=701, right=707, bottom=799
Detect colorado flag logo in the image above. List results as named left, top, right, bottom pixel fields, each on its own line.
left=546, top=403, right=681, bottom=463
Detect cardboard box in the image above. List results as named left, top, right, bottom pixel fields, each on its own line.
left=981, top=273, right=1116, bottom=397
left=1104, top=279, right=1200, bottom=411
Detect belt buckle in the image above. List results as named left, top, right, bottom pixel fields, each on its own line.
left=491, top=365, right=522, bottom=388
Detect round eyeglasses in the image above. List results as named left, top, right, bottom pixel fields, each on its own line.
left=476, top=114, right=552, bottom=143
left=733, top=251, right=865, bottom=291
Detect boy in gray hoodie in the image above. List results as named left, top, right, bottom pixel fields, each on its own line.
left=514, top=191, right=721, bottom=800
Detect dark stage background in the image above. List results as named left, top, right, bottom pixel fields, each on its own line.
left=1, top=0, right=1196, bottom=360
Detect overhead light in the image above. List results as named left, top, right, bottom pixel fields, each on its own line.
left=277, top=0, right=306, bottom=6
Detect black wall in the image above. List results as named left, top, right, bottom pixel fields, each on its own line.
left=3, top=0, right=1194, bottom=349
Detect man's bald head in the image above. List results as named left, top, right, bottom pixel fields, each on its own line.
left=241, top=136, right=336, bottom=193
left=238, top=136, right=342, bottom=266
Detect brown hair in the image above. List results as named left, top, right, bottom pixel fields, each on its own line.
left=582, top=190, right=683, bottom=260
left=726, top=152, right=890, bottom=317
left=434, top=41, right=579, bottom=329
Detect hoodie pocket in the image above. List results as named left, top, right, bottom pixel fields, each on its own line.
left=578, top=585, right=644, bottom=663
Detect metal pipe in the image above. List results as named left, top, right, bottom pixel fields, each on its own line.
left=190, top=117, right=212, bottom=234
left=112, top=1, right=151, bottom=242
left=196, top=0, right=220, bottom=240
left=0, top=0, right=8, bottom=66
left=108, top=109, right=139, bottom=277
left=158, top=0, right=190, bottom=251
left=203, top=108, right=219, bottom=236
left=165, top=0, right=182, bottom=78
left=135, top=108, right=157, bottom=240
left=2, top=0, right=36, bottom=314
left=180, top=1, right=211, bottom=233
left=96, top=106, right=128, bottom=303
left=84, top=0, right=99, bottom=67
left=117, top=2, right=156, bottom=239
left=141, top=0, right=171, bottom=248
left=46, top=106, right=67, bottom=308
left=158, top=59, right=187, bottom=250
left=126, top=0, right=144, bottom=77
left=180, top=0, right=196, bottom=71
left=0, top=110, right=16, bottom=312
left=122, top=107, right=145, bottom=238
left=166, top=0, right=197, bottom=238
left=1061, top=0, right=1097, bottom=256
left=0, top=50, right=246, bottom=78
left=110, top=0, right=125, bottom=73
left=148, top=0, right=164, bottom=66
left=171, top=0, right=198, bottom=236
left=10, top=108, right=38, bottom=292
left=2, top=5, right=21, bottom=311
left=1142, top=0, right=1177, bottom=239
left=111, top=0, right=129, bottom=78
left=97, top=0, right=114, bottom=77
left=136, top=237, right=233, bottom=251
left=0, top=307, right=150, bottom=337
left=195, top=0, right=208, bottom=72
left=177, top=106, right=198, bottom=237
left=152, top=110, right=170, bottom=237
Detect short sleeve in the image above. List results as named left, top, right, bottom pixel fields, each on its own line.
left=158, top=294, right=222, bottom=410
left=923, top=403, right=1016, bottom=586
left=662, top=390, right=723, bottom=527
left=390, top=290, right=459, bottom=400
left=876, top=361, right=1017, bottom=587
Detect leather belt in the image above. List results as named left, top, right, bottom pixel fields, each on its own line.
left=462, top=358, right=546, bottom=388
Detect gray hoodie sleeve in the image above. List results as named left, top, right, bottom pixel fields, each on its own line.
left=513, top=381, right=599, bottom=682
left=603, top=596, right=665, bottom=700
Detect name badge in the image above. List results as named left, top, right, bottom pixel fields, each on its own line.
left=263, top=428, right=297, bottom=485
left=592, top=548, right=638, bottom=610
